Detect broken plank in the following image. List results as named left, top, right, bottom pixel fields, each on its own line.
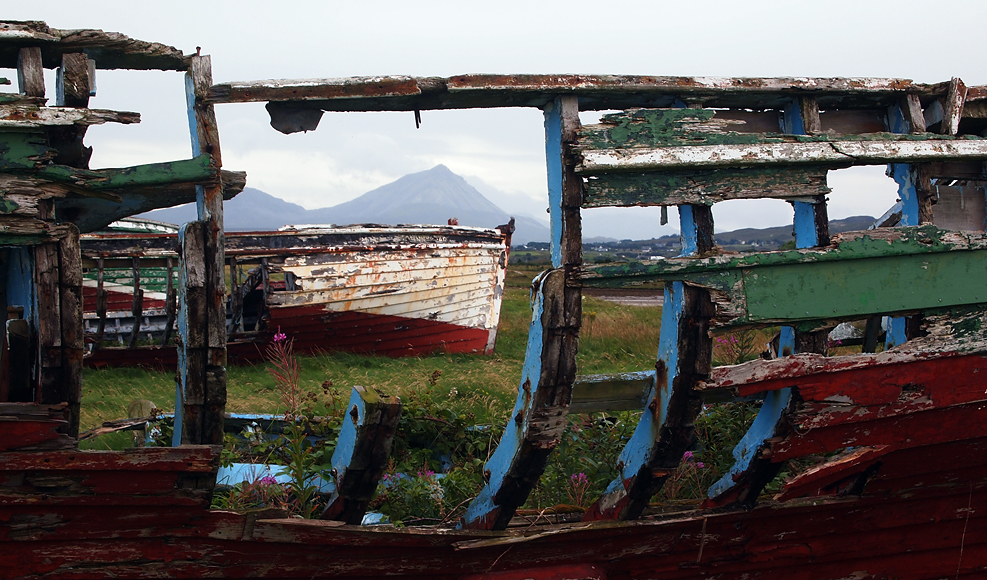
left=584, top=226, right=987, bottom=327
left=940, top=77, right=967, bottom=135
left=577, top=137, right=987, bottom=174
left=321, top=386, right=401, bottom=524
left=0, top=104, right=138, bottom=127
left=56, top=168, right=246, bottom=233
left=34, top=154, right=218, bottom=191
left=582, top=166, right=829, bottom=207
left=208, top=76, right=425, bottom=104
left=768, top=402, right=987, bottom=462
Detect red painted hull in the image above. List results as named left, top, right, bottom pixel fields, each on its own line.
left=1, top=437, right=986, bottom=579
left=84, top=309, right=494, bottom=368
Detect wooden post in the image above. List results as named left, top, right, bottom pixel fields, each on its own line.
left=58, top=225, right=83, bottom=437
left=459, top=96, right=581, bottom=530
left=174, top=222, right=208, bottom=447
left=94, top=258, right=108, bottom=349
left=36, top=241, right=61, bottom=405
left=52, top=53, right=94, bottom=168
left=127, top=257, right=143, bottom=349
left=16, top=47, right=44, bottom=98
left=176, top=54, right=227, bottom=445
left=162, top=258, right=176, bottom=346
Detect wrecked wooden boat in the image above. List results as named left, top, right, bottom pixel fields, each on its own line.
left=79, top=221, right=514, bottom=366
left=4, top=18, right=987, bottom=579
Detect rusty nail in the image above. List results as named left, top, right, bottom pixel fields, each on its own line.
left=483, top=469, right=491, bottom=482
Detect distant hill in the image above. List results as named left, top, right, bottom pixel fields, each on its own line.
left=141, top=165, right=550, bottom=246
left=714, top=215, right=875, bottom=248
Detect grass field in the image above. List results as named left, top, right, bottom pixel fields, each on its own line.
left=79, top=262, right=664, bottom=442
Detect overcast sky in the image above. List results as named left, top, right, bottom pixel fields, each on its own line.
left=5, top=1, right=987, bottom=239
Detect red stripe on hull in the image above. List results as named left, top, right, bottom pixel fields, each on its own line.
left=82, top=286, right=167, bottom=311
left=85, top=307, right=494, bottom=367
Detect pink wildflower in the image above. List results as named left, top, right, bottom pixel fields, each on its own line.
left=273, top=326, right=287, bottom=343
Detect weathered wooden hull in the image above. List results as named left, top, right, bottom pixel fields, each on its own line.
left=1, top=436, right=985, bottom=579
left=80, top=224, right=512, bottom=366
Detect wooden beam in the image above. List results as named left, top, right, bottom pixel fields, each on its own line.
left=460, top=98, right=581, bottom=530
left=207, top=74, right=947, bottom=114
left=35, top=241, right=61, bottom=405
left=0, top=21, right=190, bottom=71
left=174, top=221, right=209, bottom=446
left=578, top=138, right=987, bottom=174
left=582, top=167, right=830, bottom=207
left=56, top=53, right=90, bottom=107
left=902, top=94, right=926, bottom=133
left=585, top=226, right=987, bottom=328
left=58, top=224, right=83, bottom=436
left=55, top=168, right=246, bottom=233
left=16, top=46, right=44, bottom=97
left=460, top=269, right=576, bottom=530
left=0, top=104, right=139, bottom=128
left=320, top=386, right=401, bottom=524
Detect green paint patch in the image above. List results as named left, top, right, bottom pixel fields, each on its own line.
left=580, top=108, right=987, bottom=151
left=37, top=154, right=217, bottom=190
left=0, top=130, right=56, bottom=170
left=0, top=196, right=18, bottom=214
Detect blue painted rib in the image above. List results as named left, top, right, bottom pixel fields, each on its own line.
left=886, top=103, right=917, bottom=349
left=610, top=282, right=682, bottom=491
left=459, top=270, right=551, bottom=527
left=544, top=100, right=564, bottom=268
left=708, top=102, right=819, bottom=500
left=678, top=205, right=698, bottom=257
left=792, top=201, right=819, bottom=249
left=708, top=327, right=793, bottom=498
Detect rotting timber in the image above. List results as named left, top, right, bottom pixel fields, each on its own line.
left=4, top=20, right=987, bottom=579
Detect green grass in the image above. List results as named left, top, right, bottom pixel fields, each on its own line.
left=80, top=263, right=664, bottom=438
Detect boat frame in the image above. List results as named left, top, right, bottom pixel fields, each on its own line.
left=3, top=19, right=987, bottom=579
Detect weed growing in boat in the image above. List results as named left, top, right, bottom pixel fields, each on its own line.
left=712, top=328, right=763, bottom=366
left=660, top=451, right=710, bottom=501
left=568, top=472, right=591, bottom=507
left=213, top=474, right=286, bottom=511
left=525, top=413, right=635, bottom=512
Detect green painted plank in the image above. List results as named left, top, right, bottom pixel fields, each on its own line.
left=742, top=250, right=987, bottom=323
left=584, top=226, right=986, bottom=285
left=35, top=154, right=217, bottom=190
left=0, top=130, right=56, bottom=170
left=578, top=108, right=987, bottom=150
left=583, top=166, right=829, bottom=207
